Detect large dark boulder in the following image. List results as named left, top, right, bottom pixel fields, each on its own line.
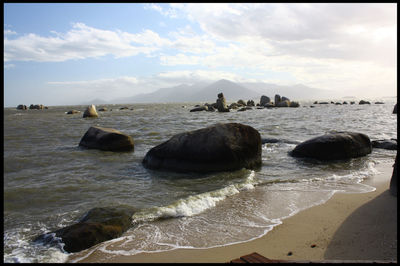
left=79, top=126, right=134, bottom=152
left=33, top=206, right=135, bottom=253
left=142, top=123, right=262, bottom=173
left=290, top=131, right=372, bottom=160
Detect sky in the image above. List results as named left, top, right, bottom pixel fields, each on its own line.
left=4, top=3, right=397, bottom=107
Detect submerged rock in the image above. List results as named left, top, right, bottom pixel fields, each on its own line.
left=290, top=131, right=372, bottom=160
left=66, top=110, right=80, bottom=114
left=79, top=126, right=134, bottom=152
left=142, top=123, right=262, bottom=173
left=371, top=139, right=397, bottom=150
left=33, top=206, right=135, bottom=253
left=190, top=106, right=208, bottom=112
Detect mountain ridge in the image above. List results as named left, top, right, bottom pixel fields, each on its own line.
left=84, top=79, right=336, bottom=104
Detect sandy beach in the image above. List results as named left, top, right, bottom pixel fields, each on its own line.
left=73, top=160, right=397, bottom=263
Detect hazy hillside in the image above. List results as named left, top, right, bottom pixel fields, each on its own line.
left=186, top=79, right=259, bottom=102
left=87, top=79, right=337, bottom=104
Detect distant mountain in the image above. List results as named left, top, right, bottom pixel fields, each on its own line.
left=80, top=98, right=109, bottom=105
left=239, top=82, right=335, bottom=101
left=187, top=79, right=259, bottom=102
left=109, top=79, right=336, bottom=104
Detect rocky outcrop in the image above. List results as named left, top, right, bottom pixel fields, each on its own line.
left=83, top=105, right=99, bottom=118
left=247, top=100, right=255, bottom=107
left=371, top=139, right=397, bottom=150
left=274, top=94, right=281, bottom=106
left=142, top=123, right=262, bottom=173
left=359, top=100, right=371, bottom=105
left=276, top=100, right=290, bottom=107
left=29, top=104, right=44, bottom=110
left=216, top=93, right=229, bottom=112
left=237, top=99, right=246, bottom=106
left=17, top=104, right=27, bottom=110
left=33, top=206, right=135, bottom=253
left=79, top=126, right=134, bottom=152
left=260, top=95, right=271, bottom=107
left=290, top=131, right=372, bottom=160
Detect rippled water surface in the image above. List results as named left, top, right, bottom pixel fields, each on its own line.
left=4, top=100, right=397, bottom=262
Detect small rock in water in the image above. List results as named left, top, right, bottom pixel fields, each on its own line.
left=311, top=244, right=317, bottom=248
left=287, top=251, right=293, bottom=256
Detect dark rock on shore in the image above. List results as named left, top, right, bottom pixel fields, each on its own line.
left=359, top=100, right=371, bottom=105
left=371, top=139, right=397, bottom=150
left=33, top=206, right=135, bottom=253
left=17, top=104, right=27, bottom=110
left=79, top=126, right=134, bottom=152
left=290, top=131, right=372, bottom=160
left=142, top=123, right=262, bottom=173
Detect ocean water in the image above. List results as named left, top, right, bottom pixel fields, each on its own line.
left=3, top=100, right=397, bottom=263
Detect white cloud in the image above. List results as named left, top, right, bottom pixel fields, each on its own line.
left=4, top=23, right=169, bottom=62
left=4, top=29, right=17, bottom=35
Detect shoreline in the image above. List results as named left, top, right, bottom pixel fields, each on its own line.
left=72, top=160, right=397, bottom=263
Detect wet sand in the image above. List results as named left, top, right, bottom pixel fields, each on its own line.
left=73, top=161, right=397, bottom=263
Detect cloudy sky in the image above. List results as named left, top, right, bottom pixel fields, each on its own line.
left=4, top=3, right=397, bottom=107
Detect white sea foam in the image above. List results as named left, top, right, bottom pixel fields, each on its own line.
left=132, top=171, right=256, bottom=222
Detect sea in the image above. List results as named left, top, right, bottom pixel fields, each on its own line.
left=3, top=99, right=397, bottom=263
